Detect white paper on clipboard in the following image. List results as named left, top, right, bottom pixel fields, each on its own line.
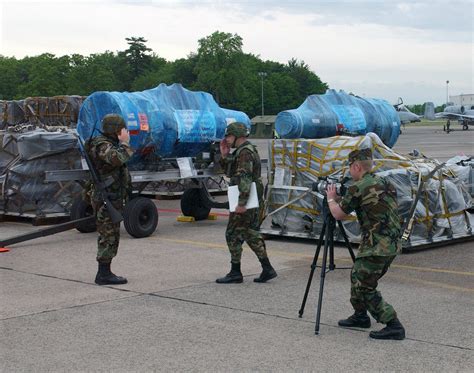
left=227, top=182, right=259, bottom=212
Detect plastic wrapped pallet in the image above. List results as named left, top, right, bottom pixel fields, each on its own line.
left=1, top=130, right=83, bottom=217
left=0, top=100, right=26, bottom=130
left=261, top=133, right=473, bottom=248
left=77, top=83, right=251, bottom=165
left=275, top=90, right=401, bottom=147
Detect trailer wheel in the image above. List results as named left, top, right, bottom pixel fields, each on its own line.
left=124, top=197, right=158, bottom=238
left=181, top=188, right=210, bottom=221
left=70, top=197, right=96, bottom=233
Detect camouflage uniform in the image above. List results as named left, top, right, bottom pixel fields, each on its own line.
left=87, top=134, right=133, bottom=264
left=339, top=149, right=402, bottom=324
left=221, top=140, right=267, bottom=264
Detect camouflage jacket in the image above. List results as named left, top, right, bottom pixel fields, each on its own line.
left=86, top=135, right=133, bottom=203
left=220, top=141, right=263, bottom=206
left=340, top=172, right=402, bottom=257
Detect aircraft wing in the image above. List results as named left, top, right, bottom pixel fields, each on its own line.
left=435, top=112, right=474, bottom=120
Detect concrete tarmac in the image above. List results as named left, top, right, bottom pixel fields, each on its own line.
left=1, top=126, right=473, bottom=372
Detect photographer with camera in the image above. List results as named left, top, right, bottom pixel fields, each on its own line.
left=326, top=148, right=405, bottom=340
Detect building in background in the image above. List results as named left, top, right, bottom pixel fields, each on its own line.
left=449, top=94, right=474, bottom=107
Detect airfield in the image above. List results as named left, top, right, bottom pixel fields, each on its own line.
left=1, top=124, right=473, bottom=372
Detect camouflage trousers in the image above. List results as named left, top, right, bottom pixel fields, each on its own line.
left=92, top=200, right=123, bottom=264
left=350, top=255, right=397, bottom=324
left=226, top=208, right=267, bottom=264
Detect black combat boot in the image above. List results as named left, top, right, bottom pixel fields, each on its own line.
left=254, top=257, right=277, bottom=283
left=338, top=311, right=371, bottom=328
left=216, top=262, right=243, bottom=284
left=95, top=262, right=128, bottom=285
left=369, top=318, right=405, bottom=340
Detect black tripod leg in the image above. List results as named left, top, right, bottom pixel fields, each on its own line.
left=298, top=220, right=327, bottom=318
left=329, top=222, right=335, bottom=270
left=315, top=223, right=331, bottom=335
left=337, top=220, right=356, bottom=262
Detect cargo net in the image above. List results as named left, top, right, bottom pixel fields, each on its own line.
left=0, top=129, right=83, bottom=218
left=0, top=96, right=85, bottom=130
left=261, top=132, right=473, bottom=249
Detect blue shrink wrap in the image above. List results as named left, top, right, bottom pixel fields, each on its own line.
left=275, top=89, right=401, bottom=147
left=77, top=83, right=251, bottom=162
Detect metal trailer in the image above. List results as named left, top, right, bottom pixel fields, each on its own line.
left=0, top=155, right=235, bottom=247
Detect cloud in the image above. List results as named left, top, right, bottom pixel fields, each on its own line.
left=1, top=0, right=472, bottom=105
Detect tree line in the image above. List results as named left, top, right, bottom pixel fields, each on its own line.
left=0, top=32, right=328, bottom=118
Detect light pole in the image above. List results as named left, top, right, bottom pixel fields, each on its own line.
left=258, top=72, right=267, bottom=117
left=446, top=80, right=449, bottom=106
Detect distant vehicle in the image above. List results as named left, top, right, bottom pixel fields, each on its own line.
left=394, top=98, right=421, bottom=125
left=435, top=105, right=474, bottom=131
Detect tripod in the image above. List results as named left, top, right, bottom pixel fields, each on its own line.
left=298, top=196, right=356, bottom=334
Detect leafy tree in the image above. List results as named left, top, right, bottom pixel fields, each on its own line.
left=124, top=36, right=152, bottom=80
left=407, top=104, right=425, bottom=115
left=286, top=58, right=328, bottom=98
left=0, top=31, right=329, bottom=120
left=64, top=52, right=123, bottom=95
left=0, top=56, right=21, bottom=99
left=194, top=31, right=244, bottom=105
left=16, top=54, right=71, bottom=97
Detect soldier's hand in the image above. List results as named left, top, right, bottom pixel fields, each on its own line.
left=118, top=128, right=130, bottom=144
left=235, top=205, right=247, bottom=214
left=220, top=139, right=230, bottom=157
left=326, top=184, right=338, bottom=199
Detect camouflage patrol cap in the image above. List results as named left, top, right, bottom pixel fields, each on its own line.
left=225, top=122, right=249, bottom=138
left=101, top=114, right=126, bottom=135
left=348, top=148, right=373, bottom=164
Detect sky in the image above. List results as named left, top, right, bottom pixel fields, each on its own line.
left=1, top=0, right=473, bottom=106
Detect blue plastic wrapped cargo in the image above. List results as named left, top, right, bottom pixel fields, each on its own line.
left=77, top=83, right=251, bottom=163
left=275, top=90, right=401, bottom=147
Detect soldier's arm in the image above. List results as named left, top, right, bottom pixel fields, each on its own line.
left=334, top=184, right=360, bottom=219
left=235, top=150, right=254, bottom=206
left=219, top=155, right=233, bottom=178
left=98, top=142, right=133, bottom=167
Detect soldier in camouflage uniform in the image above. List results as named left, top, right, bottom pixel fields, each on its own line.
left=216, top=122, right=277, bottom=284
left=327, top=148, right=405, bottom=340
left=86, top=114, right=133, bottom=285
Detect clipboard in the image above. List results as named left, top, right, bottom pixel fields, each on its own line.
left=227, top=182, right=259, bottom=212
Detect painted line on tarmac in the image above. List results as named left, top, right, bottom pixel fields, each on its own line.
left=391, top=263, right=473, bottom=276
left=336, top=258, right=474, bottom=277
left=392, top=274, right=474, bottom=293
left=158, top=208, right=229, bottom=217
left=2, top=267, right=472, bottom=350
left=161, top=237, right=473, bottom=276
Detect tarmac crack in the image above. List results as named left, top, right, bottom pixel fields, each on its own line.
left=1, top=266, right=472, bottom=352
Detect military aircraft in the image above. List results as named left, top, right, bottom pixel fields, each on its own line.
left=435, top=105, right=474, bottom=131
left=394, top=98, right=421, bottom=125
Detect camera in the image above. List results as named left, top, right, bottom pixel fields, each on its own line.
left=312, top=177, right=347, bottom=196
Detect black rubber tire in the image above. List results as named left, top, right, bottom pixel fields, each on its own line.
left=180, top=188, right=211, bottom=221
left=123, top=197, right=158, bottom=238
left=70, top=197, right=96, bottom=233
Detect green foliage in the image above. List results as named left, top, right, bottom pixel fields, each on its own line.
left=0, top=32, right=329, bottom=118
left=406, top=104, right=425, bottom=115
left=124, top=36, right=152, bottom=79
left=194, top=31, right=244, bottom=105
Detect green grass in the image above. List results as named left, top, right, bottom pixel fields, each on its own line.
left=403, top=118, right=445, bottom=127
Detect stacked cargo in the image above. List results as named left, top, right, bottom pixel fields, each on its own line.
left=0, top=130, right=82, bottom=219
left=262, top=133, right=473, bottom=248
